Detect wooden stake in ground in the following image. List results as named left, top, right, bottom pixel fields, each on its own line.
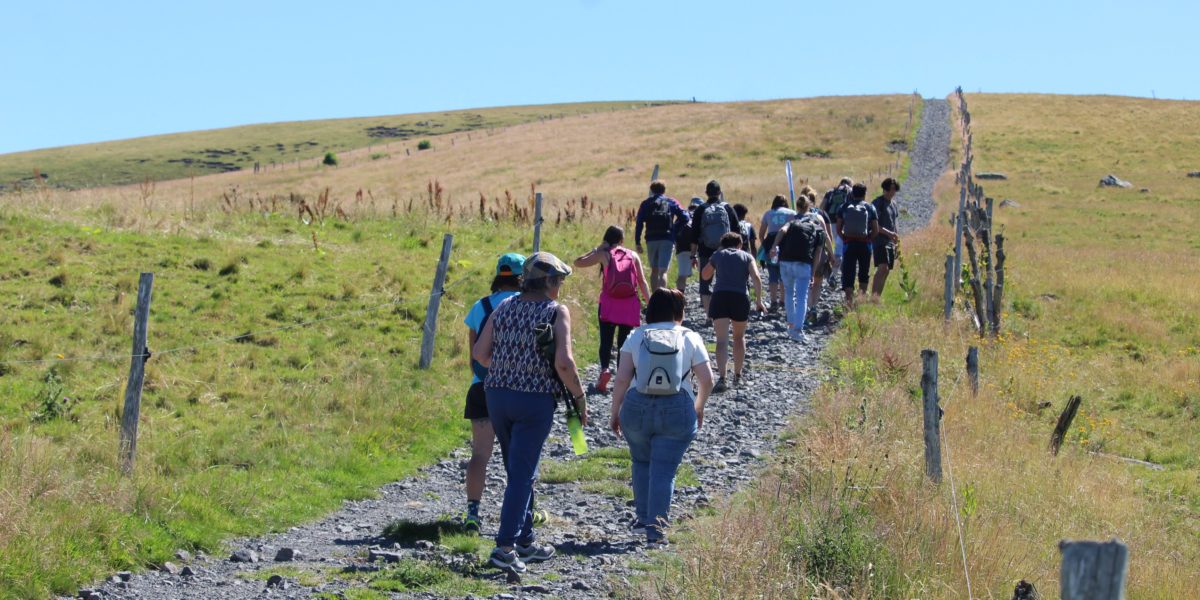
left=419, top=234, right=454, bottom=370
left=532, top=193, right=544, bottom=253
left=966, top=346, right=979, bottom=397
left=1050, top=395, right=1083, bottom=456
left=1060, top=538, right=1129, bottom=600
left=920, top=349, right=942, bottom=483
left=944, top=254, right=955, bottom=321
left=992, top=233, right=1006, bottom=335
left=119, top=272, right=154, bottom=476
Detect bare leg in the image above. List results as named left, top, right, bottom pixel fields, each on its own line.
left=466, top=418, right=495, bottom=503
left=713, top=317, right=731, bottom=379
left=872, top=264, right=891, bottom=297
left=731, top=320, right=748, bottom=377
left=675, top=276, right=687, bottom=293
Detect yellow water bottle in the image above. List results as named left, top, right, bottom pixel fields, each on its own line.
left=566, top=397, right=588, bottom=455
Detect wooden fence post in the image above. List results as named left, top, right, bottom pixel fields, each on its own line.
left=1060, top=538, right=1129, bottom=600
left=921, top=349, right=942, bottom=483
left=532, top=192, right=544, bottom=253
left=953, top=186, right=966, bottom=279
left=418, top=234, right=454, bottom=370
left=966, top=346, right=979, bottom=396
left=119, top=272, right=154, bottom=476
left=944, top=254, right=955, bottom=321
left=992, top=234, right=1006, bottom=335
left=1050, top=395, right=1082, bottom=455
left=651, top=163, right=659, bottom=182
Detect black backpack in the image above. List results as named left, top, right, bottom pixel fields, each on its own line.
left=779, top=215, right=824, bottom=264
left=470, top=296, right=496, bottom=381
left=644, top=195, right=673, bottom=236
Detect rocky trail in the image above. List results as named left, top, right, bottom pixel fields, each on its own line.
left=73, top=99, right=948, bottom=600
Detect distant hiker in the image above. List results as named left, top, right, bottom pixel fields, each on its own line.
left=800, top=186, right=835, bottom=323
left=835, top=183, right=880, bottom=307
left=609, top=288, right=714, bottom=547
left=573, top=226, right=651, bottom=393
left=768, top=195, right=827, bottom=341
left=635, top=180, right=690, bottom=291
left=462, top=253, right=525, bottom=533
left=733, top=203, right=758, bottom=263
left=871, top=178, right=902, bottom=298
left=690, top=180, right=740, bottom=313
left=472, top=252, right=587, bottom=573
left=821, top=177, right=854, bottom=270
left=758, top=195, right=797, bottom=311
left=700, top=232, right=766, bottom=392
left=673, top=197, right=704, bottom=293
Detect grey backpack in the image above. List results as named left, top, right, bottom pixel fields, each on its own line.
left=841, top=201, right=870, bottom=238
left=635, top=328, right=688, bottom=395
left=699, top=202, right=731, bottom=250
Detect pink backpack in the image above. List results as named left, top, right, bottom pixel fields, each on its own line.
left=603, top=247, right=638, bottom=299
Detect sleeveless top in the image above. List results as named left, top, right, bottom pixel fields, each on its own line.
left=484, top=297, right=561, bottom=395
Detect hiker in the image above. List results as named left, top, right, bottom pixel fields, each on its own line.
left=820, top=178, right=854, bottom=270
left=635, top=180, right=690, bottom=291
left=462, top=253, right=525, bottom=532
left=870, top=178, right=902, bottom=298
left=733, top=203, right=757, bottom=260
left=758, top=195, right=797, bottom=311
left=768, top=195, right=826, bottom=341
left=609, top=288, right=714, bottom=547
left=673, top=197, right=704, bottom=293
left=690, top=180, right=740, bottom=313
left=835, top=183, right=880, bottom=307
left=573, top=226, right=651, bottom=393
left=800, top=186, right=835, bottom=323
left=700, top=232, right=766, bottom=391
left=472, top=252, right=588, bottom=573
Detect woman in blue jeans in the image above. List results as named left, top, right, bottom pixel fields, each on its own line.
left=609, top=288, right=714, bottom=546
left=769, top=195, right=829, bottom=342
left=473, top=252, right=588, bottom=573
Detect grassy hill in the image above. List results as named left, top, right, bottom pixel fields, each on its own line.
left=0, top=95, right=916, bottom=598
left=654, top=94, right=1200, bottom=598
left=0, top=101, right=671, bottom=190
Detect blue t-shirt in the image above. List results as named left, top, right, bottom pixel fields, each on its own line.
left=464, top=290, right=518, bottom=383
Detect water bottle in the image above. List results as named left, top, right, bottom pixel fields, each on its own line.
left=566, top=400, right=588, bottom=455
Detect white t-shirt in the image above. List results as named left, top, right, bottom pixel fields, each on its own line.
left=620, top=322, right=710, bottom=396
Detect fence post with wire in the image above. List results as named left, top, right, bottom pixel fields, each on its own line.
left=1060, top=538, right=1129, bottom=600
left=920, top=349, right=942, bottom=483
left=119, top=272, right=154, bottom=476
left=419, top=234, right=455, bottom=370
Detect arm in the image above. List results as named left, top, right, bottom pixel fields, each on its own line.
left=634, top=200, right=647, bottom=249
left=869, top=218, right=881, bottom=239
left=573, top=242, right=610, bottom=268
left=748, top=226, right=758, bottom=257
left=552, top=304, right=588, bottom=425
left=770, top=223, right=789, bottom=259
left=634, top=253, right=651, bottom=302
left=701, top=259, right=716, bottom=281
left=673, top=200, right=690, bottom=231
left=472, top=317, right=495, bottom=368
left=468, top=329, right=479, bottom=366
left=749, top=259, right=766, bottom=311
left=692, top=360, right=714, bottom=430
left=759, top=213, right=770, bottom=245
left=836, top=217, right=846, bottom=239
left=609, top=350, right=636, bottom=434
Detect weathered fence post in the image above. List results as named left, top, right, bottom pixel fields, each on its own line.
left=1060, top=538, right=1129, bottom=600
left=1050, top=395, right=1083, bottom=455
left=921, top=349, right=942, bottom=483
left=532, top=192, right=544, bottom=253
left=651, top=163, right=659, bottom=182
left=119, top=272, right=154, bottom=476
left=944, top=254, right=955, bottom=321
left=418, top=234, right=454, bottom=370
left=966, top=346, right=979, bottom=396
left=954, top=186, right=966, bottom=279
left=992, top=234, right=1006, bottom=335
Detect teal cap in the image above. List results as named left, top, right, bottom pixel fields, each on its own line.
left=496, top=253, right=525, bottom=276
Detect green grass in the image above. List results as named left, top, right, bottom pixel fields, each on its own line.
left=0, top=101, right=674, bottom=190
left=541, top=446, right=698, bottom=498
left=363, top=559, right=501, bottom=596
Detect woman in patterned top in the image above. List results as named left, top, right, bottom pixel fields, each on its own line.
left=472, top=251, right=588, bottom=574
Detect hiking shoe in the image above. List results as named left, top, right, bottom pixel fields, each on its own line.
left=515, top=542, right=556, bottom=562
left=788, top=328, right=806, bottom=342
left=713, top=377, right=727, bottom=393
left=730, top=373, right=742, bottom=389
left=646, top=537, right=670, bottom=550
left=596, top=369, right=612, bottom=394
left=462, top=513, right=481, bottom=534
left=630, top=521, right=648, bottom=536
left=489, top=547, right=527, bottom=572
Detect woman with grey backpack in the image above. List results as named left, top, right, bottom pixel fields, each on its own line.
left=608, top=288, right=714, bottom=547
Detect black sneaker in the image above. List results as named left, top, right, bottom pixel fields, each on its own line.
left=712, top=377, right=727, bottom=393
left=489, top=547, right=527, bottom=572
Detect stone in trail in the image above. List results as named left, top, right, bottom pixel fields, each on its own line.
left=1099, top=174, right=1133, bottom=188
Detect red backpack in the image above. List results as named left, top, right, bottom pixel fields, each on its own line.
left=603, top=247, right=638, bottom=298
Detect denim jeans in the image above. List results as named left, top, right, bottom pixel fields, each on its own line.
left=779, top=260, right=813, bottom=330
left=619, top=388, right=697, bottom=540
left=486, top=387, right=556, bottom=547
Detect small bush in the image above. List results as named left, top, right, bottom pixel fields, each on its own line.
left=218, top=260, right=239, bottom=276
left=32, top=369, right=72, bottom=423
left=322, top=152, right=338, bottom=166
left=48, top=271, right=68, bottom=288
left=416, top=140, right=432, bottom=151
left=370, top=152, right=390, bottom=160
left=192, top=258, right=212, bottom=271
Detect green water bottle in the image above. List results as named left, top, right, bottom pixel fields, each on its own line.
left=566, top=397, right=588, bottom=455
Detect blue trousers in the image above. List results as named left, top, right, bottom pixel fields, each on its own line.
left=486, top=387, right=556, bottom=547
left=780, top=260, right=813, bottom=330
left=619, top=388, right=697, bottom=540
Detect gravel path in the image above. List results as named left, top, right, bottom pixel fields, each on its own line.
left=73, top=98, right=950, bottom=600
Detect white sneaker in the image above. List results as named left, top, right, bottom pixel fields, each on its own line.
left=788, top=328, right=806, bottom=342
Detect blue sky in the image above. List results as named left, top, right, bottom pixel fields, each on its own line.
left=2, top=0, right=1196, bottom=154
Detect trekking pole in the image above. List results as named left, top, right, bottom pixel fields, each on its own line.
left=785, top=160, right=795, bottom=211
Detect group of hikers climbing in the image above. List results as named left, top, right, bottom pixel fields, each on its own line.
left=462, top=176, right=903, bottom=573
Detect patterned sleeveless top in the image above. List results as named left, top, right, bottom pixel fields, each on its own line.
left=484, top=297, right=560, bottom=395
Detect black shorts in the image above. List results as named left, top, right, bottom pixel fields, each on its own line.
left=708, top=290, right=751, bottom=322
left=464, top=381, right=489, bottom=420
left=873, top=242, right=896, bottom=269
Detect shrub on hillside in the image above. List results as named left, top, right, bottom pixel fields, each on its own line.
left=417, top=140, right=432, bottom=151
left=323, top=152, right=339, bottom=166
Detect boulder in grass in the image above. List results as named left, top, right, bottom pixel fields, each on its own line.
left=999, top=199, right=1022, bottom=208
left=977, top=172, right=1008, bottom=180
left=1188, top=171, right=1200, bottom=178
left=1099, top=174, right=1133, bottom=188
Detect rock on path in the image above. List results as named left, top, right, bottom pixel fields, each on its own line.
left=71, top=97, right=950, bottom=600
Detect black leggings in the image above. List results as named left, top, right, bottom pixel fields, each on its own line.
left=598, top=320, right=632, bottom=372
